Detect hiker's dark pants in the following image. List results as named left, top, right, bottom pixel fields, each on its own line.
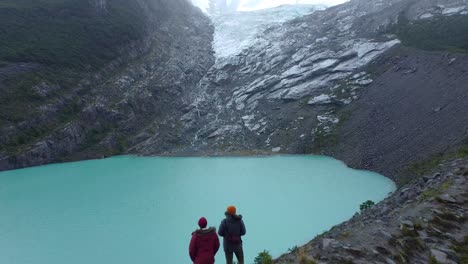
left=225, top=247, right=244, bottom=264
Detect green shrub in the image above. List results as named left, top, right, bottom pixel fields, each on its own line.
left=0, top=0, right=147, bottom=69
left=401, top=225, right=418, bottom=237
left=430, top=255, right=440, bottom=264
left=452, top=236, right=468, bottom=264
left=456, top=144, right=468, bottom=158
left=254, top=250, right=273, bottom=264
left=359, top=200, right=375, bottom=212
left=0, top=0, right=150, bottom=133
left=288, top=246, right=299, bottom=253
left=420, top=179, right=453, bottom=201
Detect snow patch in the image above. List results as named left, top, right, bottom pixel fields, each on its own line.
left=442, top=6, right=466, bottom=15
left=419, top=13, right=434, bottom=19
left=308, top=94, right=333, bottom=105
left=352, top=78, right=373, bottom=86
left=272, top=147, right=281, bottom=152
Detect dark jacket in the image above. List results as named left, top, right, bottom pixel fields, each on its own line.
left=189, top=227, right=220, bottom=264
left=218, top=215, right=246, bottom=252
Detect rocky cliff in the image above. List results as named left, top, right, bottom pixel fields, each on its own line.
left=275, top=158, right=468, bottom=264
left=0, top=0, right=215, bottom=170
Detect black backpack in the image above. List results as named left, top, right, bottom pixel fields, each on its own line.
left=224, top=219, right=242, bottom=244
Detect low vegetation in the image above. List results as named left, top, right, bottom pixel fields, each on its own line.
left=430, top=255, right=440, bottom=264
left=254, top=250, right=273, bottom=264
left=0, top=0, right=160, bottom=154
left=453, top=236, right=468, bottom=264
left=401, top=225, right=418, bottom=237
left=0, top=0, right=147, bottom=69
left=403, top=139, right=468, bottom=182
left=288, top=245, right=299, bottom=253
left=359, top=200, right=375, bottom=212
left=420, top=180, right=453, bottom=201
left=298, top=248, right=317, bottom=264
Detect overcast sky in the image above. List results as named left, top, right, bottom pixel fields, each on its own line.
left=192, top=0, right=348, bottom=11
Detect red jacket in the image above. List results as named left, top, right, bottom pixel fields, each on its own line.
left=189, top=227, right=220, bottom=264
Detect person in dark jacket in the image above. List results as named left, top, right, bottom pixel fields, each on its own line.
left=218, top=205, right=246, bottom=264
left=189, top=217, right=220, bottom=264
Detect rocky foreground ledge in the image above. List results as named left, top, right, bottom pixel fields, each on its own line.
left=274, top=158, right=468, bottom=264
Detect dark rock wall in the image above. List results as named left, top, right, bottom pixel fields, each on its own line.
left=0, top=0, right=215, bottom=170
left=332, top=48, right=468, bottom=184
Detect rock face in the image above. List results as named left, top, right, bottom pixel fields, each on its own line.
left=1, top=0, right=468, bottom=181
left=274, top=158, right=468, bottom=264
left=332, top=47, right=468, bottom=185
left=0, top=0, right=215, bottom=170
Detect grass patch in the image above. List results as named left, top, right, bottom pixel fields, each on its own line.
left=0, top=0, right=147, bottom=69
left=430, top=216, right=459, bottom=231
left=298, top=248, right=317, bottom=264
left=453, top=236, right=468, bottom=264
left=420, top=179, right=453, bottom=201
left=456, top=144, right=468, bottom=158
left=313, top=230, right=328, bottom=240
left=338, top=231, right=352, bottom=240
left=0, top=0, right=154, bottom=129
left=405, top=152, right=445, bottom=179
left=403, top=139, right=468, bottom=182
left=402, top=237, right=425, bottom=255
left=401, top=225, right=418, bottom=237
left=438, top=211, right=465, bottom=223
left=390, top=14, right=468, bottom=53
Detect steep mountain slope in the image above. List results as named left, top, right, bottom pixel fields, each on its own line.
left=2, top=0, right=467, bottom=178
left=333, top=47, right=468, bottom=185
left=143, top=0, right=467, bottom=185
left=0, top=0, right=214, bottom=170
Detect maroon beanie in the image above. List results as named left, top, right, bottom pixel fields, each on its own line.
left=198, top=217, right=207, bottom=228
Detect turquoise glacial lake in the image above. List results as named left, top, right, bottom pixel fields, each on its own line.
left=0, top=155, right=395, bottom=264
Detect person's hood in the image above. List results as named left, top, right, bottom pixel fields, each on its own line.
left=193, top=227, right=217, bottom=236
left=226, top=214, right=243, bottom=223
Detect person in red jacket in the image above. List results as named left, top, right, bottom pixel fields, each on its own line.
left=189, top=217, right=220, bottom=264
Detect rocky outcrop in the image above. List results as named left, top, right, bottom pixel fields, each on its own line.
left=331, top=47, right=468, bottom=185
left=0, top=0, right=215, bottom=170
left=274, top=158, right=468, bottom=264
